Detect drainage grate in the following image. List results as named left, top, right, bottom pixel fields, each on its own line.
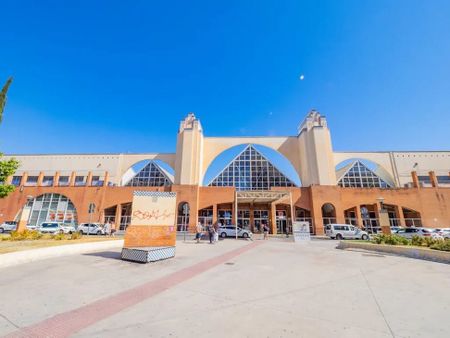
left=225, top=262, right=235, bottom=265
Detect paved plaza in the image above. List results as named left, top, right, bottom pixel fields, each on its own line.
left=1, top=239, right=449, bottom=338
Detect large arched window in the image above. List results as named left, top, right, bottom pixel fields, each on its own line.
left=205, top=144, right=300, bottom=190
left=27, top=193, right=78, bottom=227
left=336, top=159, right=394, bottom=188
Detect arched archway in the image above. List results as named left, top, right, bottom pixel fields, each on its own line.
left=202, top=144, right=301, bottom=188
left=321, top=203, right=336, bottom=225
left=177, top=202, right=190, bottom=231
left=26, top=193, right=78, bottom=227
left=121, top=159, right=175, bottom=187
left=335, top=158, right=395, bottom=188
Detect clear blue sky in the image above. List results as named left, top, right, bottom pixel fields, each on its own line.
left=1, top=0, right=450, bottom=158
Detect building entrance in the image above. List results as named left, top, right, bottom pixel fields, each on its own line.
left=276, top=209, right=288, bottom=234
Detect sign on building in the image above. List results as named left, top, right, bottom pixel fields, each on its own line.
left=121, top=191, right=177, bottom=263
left=292, top=221, right=311, bottom=242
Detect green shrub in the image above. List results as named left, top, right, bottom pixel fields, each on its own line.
left=8, top=230, right=43, bottom=241
left=371, top=234, right=410, bottom=246
left=411, top=235, right=424, bottom=246
left=51, top=233, right=66, bottom=240
left=423, top=236, right=439, bottom=247
left=430, top=239, right=450, bottom=252
left=69, top=232, right=82, bottom=240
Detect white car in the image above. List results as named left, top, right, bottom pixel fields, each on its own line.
left=395, top=227, right=443, bottom=239
left=38, top=222, right=76, bottom=234
left=433, top=228, right=450, bottom=239
left=219, top=226, right=252, bottom=239
left=78, top=223, right=105, bottom=235
left=325, top=224, right=370, bottom=240
left=0, top=221, right=17, bottom=233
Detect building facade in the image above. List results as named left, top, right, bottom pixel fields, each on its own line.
left=1, top=111, right=449, bottom=235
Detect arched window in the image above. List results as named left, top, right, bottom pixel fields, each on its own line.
left=321, top=203, right=336, bottom=225
left=177, top=202, right=190, bottom=231
left=27, top=193, right=78, bottom=227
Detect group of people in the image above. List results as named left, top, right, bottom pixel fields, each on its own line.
left=195, top=221, right=220, bottom=244
left=103, top=221, right=117, bottom=236
left=194, top=221, right=271, bottom=242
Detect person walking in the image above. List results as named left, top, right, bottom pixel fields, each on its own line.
left=104, top=221, right=111, bottom=236
left=195, top=222, right=203, bottom=243
left=263, top=223, right=269, bottom=240
left=207, top=223, right=215, bottom=244
left=110, top=221, right=116, bottom=237
left=213, top=222, right=219, bottom=242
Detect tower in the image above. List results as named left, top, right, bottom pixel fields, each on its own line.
left=297, top=110, right=336, bottom=186
left=174, top=113, right=204, bottom=185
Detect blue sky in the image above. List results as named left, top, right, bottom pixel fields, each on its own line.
left=1, top=0, right=450, bottom=163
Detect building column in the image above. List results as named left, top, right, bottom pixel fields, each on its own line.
left=69, top=172, right=76, bottom=186
left=356, top=206, right=363, bottom=228
left=395, top=205, right=405, bottom=227
left=20, top=172, right=28, bottom=186
left=86, top=171, right=93, bottom=186
left=115, top=204, right=122, bottom=230
left=103, top=171, right=109, bottom=187
left=54, top=171, right=60, bottom=187
left=249, top=203, right=255, bottom=232
left=270, top=203, right=277, bottom=234
left=37, top=172, right=44, bottom=186
left=212, top=204, right=218, bottom=224
left=336, top=207, right=345, bottom=224
left=429, top=171, right=438, bottom=188
left=411, top=171, right=420, bottom=188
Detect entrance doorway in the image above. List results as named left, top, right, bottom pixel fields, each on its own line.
left=276, top=209, right=288, bottom=234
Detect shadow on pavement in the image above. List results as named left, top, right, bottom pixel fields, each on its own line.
left=83, top=251, right=122, bottom=260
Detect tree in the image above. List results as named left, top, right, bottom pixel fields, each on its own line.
left=0, top=77, right=19, bottom=198
left=0, top=77, right=13, bottom=123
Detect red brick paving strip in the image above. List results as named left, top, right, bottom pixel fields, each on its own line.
left=5, top=241, right=262, bottom=338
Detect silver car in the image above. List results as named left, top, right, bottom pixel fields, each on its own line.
left=219, top=226, right=252, bottom=239
left=395, top=227, right=443, bottom=239
left=78, top=223, right=105, bottom=235
left=0, top=221, right=17, bottom=233
left=38, top=222, right=76, bottom=234
left=325, top=224, right=370, bottom=240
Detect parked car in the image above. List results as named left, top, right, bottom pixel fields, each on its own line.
left=78, top=223, right=105, bottom=235
left=325, top=224, right=370, bottom=240
left=390, top=226, right=403, bottom=233
left=38, top=222, right=76, bottom=234
left=26, top=224, right=38, bottom=231
left=219, top=226, right=252, bottom=239
left=0, top=221, right=18, bottom=233
left=395, top=227, right=443, bottom=239
left=433, top=228, right=450, bottom=239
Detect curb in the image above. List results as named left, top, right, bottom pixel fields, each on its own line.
left=0, top=240, right=124, bottom=269
left=337, top=241, right=450, bottom=264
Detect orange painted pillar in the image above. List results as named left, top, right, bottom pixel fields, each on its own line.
left=54, top=172, right=60, bottom=187
left=212, top=204, right=218, bottom=223
left=411, top=171, right=419, bottom=188
left=86, top=171, right=93, bottom=186
left=69, top=172, right=76, bottom=186
left=20, top=172, right=28, bottom=186
left=356, top=206, right=363, bottom=228
left=270, top=203, right=277, bottom=234
left=103, top=171, right=109, bottom=187
left=115, top=204, right=122, bottom=230
left=37, top=172, right=44, bottom=186
left=429, top=171, right=438, bottom=188
left=395, top=205, right=405, bottom=227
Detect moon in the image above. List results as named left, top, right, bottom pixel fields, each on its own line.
left=299, top=74, right=305, bottom=80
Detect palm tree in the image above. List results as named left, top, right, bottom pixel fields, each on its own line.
left=0, top=77, right=13, bottom=123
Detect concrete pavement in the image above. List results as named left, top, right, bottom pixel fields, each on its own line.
left=1, top=239, right=449, bottom=337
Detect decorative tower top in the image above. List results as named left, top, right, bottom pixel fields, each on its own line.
left=179, top=112, right=202, bottom=133
left=297, top=109, right=328, bottom=135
